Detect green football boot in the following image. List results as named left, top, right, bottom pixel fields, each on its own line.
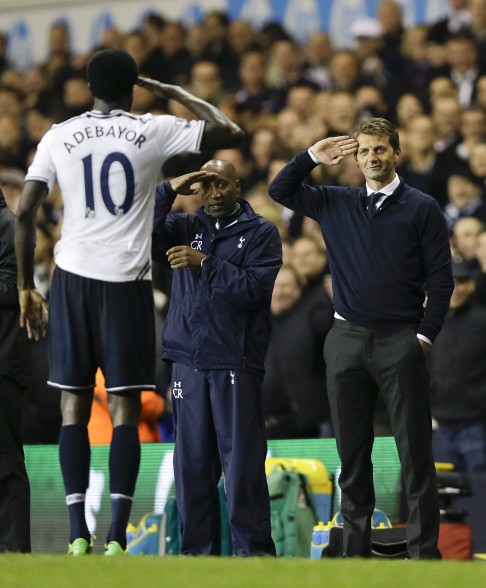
left=67, top=537, right=94, bottom=556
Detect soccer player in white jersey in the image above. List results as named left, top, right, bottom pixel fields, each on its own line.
left=15, top=49, right=243, bottom=556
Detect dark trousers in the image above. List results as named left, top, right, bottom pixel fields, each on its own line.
left=324, top=320, right=441, bottom=559
left=0, top=377, right=31, bottom=552
left=171, top=363, right=275, bottom=556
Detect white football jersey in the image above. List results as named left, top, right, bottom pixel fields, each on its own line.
left=26, top=109, right=204, bottom=281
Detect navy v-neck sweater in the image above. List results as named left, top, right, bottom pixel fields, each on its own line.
left=269, top=150, right=454, bottom=342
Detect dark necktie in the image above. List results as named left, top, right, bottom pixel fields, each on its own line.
left=368, top=192, right=384, bottom=217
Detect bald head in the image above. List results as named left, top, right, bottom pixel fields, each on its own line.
left=199, top=159, right=240, bottom=219
left=201, top=158, right=238, bottom=181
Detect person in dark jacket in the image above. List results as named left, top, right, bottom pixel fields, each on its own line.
left=263, top=263, right=334, bottom=439
left=0, top=188, right=30, bottom=552
left=268, top=118, right=454, bottom=559
left=430, top=261, right=486, bottom=472
left=152, top=159, right=282, bottom=556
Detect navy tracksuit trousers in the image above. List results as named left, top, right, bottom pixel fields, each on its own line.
left=171, top=363, right=275, bottom=556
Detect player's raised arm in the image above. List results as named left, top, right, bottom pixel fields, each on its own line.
left=137, top=77, right=244, bottom=150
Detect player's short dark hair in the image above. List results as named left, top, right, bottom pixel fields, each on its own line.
left=87, top=49, right=138, bottom=101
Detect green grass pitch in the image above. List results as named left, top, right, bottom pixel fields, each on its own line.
left=1, top=555, right=485, bottom=588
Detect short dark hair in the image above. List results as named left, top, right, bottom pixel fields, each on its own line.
left=352, top=118, right=400, bottom=151
left=87, top=49, right=138, bottom=101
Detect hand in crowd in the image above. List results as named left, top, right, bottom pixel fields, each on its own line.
left=19, top=288, right=48, bottom=341
left=310, top=136, right=359, bottom=167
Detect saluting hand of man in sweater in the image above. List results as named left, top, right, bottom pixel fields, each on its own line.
left=310, top=136, right=359, bottom=166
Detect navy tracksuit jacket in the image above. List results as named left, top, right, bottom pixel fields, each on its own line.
left=152, top=182, right=282, bottom=555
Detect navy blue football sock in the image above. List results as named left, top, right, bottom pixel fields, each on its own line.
left=107, top=424, right=140, bottom=548
left=59, top=424, right=91, bottom=542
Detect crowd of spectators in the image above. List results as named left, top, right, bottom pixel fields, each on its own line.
left=3, top=0, right=486, bottom=462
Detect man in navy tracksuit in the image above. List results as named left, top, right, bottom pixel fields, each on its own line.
left=152, top=159, right=281, bottom=556
left=269, top=118, right=454, bottom=559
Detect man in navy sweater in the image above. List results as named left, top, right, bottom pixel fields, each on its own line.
left=269, top=118, right=454, bottom=559
left=152, top=159, right=281, bottom=556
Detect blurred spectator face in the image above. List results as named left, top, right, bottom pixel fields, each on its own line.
left=377, top=0, right=403, bottom=35
left=460, top=109, right=486, bottom=142
left=202, top=11, right=228, bottom=44
left=425, top=43, right=447, bottom=69
left=250, top=127, right=277, bottom=168
left=312, top=90, right=331, bottom=122
left=49, top=22, right=70, bottom=54
left=186, top=24, right=205, bottom=57
left=190, top=61, right=222, bottom=102
left=446, top=37, right=478, bottom=73
left=0, top=87, right=23, bottom=117
left=275, top=108, right=301, bottom=148
left=326, top=92, right=357, bottom=134
left=406, top=115, right=436, bottom=153
left=454, top=216, right=484, bottom=260
left=286, top=85, right=316, bottom=119
left=63, top=78, right=92, bottom=109
left=432, top=97, right=461, bottom=139
left=292, top=236, right=327, bottom=282
left=0, top=68, right=24, bottom=94
left=428, top=77, right=458, bottom=103
left=99, top=27, right=123, bottom=50
left=401, top=25, right=428, bottom=61
left=161, top=23, right=186, bottom=55
left=329, top=51, right=359, bottom=91
left=395, top=93, right=423, bottom=128
left=140, top=13, right=165, bottom=49
left=270, top=40, right=302, bottom=76
left=355, top=85, right=387, bottom=117
left=24, top=66, right=49, bottom=96
left=271, top=266, right=302, bottom=316
left=470, top=143, right=486, bottom=177
left=228, top=20, right=255, bottom=55
left=305, top=31, right=332, bottom=66
left=124, top=31, right=149, bottom=65
left=275, top=107, right=324, bottom=151
left=239, top=51, right=266, bottom=88
left=446, top=39, right=478, bottom=74
left=0, top=114, right=21, bottom=149
left=447, top=174, right=483, bottom=208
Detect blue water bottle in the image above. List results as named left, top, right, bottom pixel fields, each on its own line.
left=310, top=521, right=330, bottom=559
